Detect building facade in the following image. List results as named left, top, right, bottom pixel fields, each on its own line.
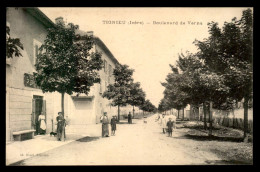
left=6, top=8, right=121, bottom=141
left=6, top=7, right=57, bottom=141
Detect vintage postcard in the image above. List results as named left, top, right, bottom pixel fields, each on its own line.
left=6, top=7, right=253, bottom=165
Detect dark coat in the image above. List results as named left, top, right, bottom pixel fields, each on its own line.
left=167, top=121, right=174, bottom=132
left=56, top=115, right=65, bottom=133
left=111, top=118, right=117, bottom=131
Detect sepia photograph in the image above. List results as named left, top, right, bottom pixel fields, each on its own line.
left=6, top=7, right=253, bottom=165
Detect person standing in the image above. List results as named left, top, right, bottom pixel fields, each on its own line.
left=161, top=114, right=167, bottom=134
left=100, top=112, right=109, bottom=137
left=38, top=113, right=46, bottom=135
left=56, top=112, right=66, bottom=141
left=128, top=112, right=132, bottom=124
left=166, top=118, right=174, bottom=137
left=110, top=116, right=117, bottom=136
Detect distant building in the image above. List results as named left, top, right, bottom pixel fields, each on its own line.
left=6, top=7, right=121, bottom=141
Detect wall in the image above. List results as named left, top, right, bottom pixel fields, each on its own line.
left=6, top=8, right=57, bottom=140
left=94, top=44, right=118, bottom=123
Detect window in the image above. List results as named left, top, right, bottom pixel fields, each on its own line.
left=109, top=64, right=112, bottom=76
left=103, top=60, right=107, bottom=73
left=33, top=39, right=42, bottom=66
left=99, top=83, right=102, bottom=94
left=105, top=81, right=107, bottom=91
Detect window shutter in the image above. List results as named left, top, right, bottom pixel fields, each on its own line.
left=99, top=83, right=102, bottom=94
left=42, top=100, right=46, bottom=125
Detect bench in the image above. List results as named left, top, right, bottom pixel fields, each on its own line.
left=12, top=129, right=36, bottom=141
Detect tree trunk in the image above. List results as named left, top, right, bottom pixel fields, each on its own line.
left=61, top=92, right=65, bottom=117
left=203, top=102, right=207, bottom=130
left=198, top=106, right=200, bottom=121
left=208, top=101, right=213, bottom=136
left=182, top=108, right=185, bottom=121
left=243, top=96, right=249, bottom=143
left=232, top=108, right=235, bottom=128
left=117, top=105, right=120, bottom=122
left=61, top=92, right=65, bottom=141
left=132, top=106, right=135, bottom=119
left=177, top=110, right=180, bottom=119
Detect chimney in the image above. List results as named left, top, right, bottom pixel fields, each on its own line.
left=87, top=31, right=94, bottom=36
left=55, top=17, right=64, bottom=25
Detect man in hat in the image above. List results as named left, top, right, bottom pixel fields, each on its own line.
left=110, top=116, right=117, bottom=136
left=100, top=112, right=109, bottom=137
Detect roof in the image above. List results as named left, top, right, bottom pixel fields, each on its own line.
left=76, top=30, right=120, bottom=65
left=94, top=37, right=120, bottom=65
left=23, top=8, right=119, bottom=65
left=23, top=7, right=55, bottom=28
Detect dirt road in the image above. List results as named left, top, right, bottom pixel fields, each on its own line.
left=11, top=114, right=223, bottom=165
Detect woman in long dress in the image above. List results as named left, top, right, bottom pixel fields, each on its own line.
left=56, top=112, right=66, bottom=141
left=38, top=113, right=46, bottom=135
left=100, top=112, right=109, bottom=137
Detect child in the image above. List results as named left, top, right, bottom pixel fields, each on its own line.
left=110, top=116, right=117, bottom=136
left=166, top=118, right=174, bottom=137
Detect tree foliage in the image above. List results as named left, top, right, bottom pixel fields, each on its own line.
left=103, top=64, right=134, bottom=107
left=34, top=22, right=103, bottom=95
left=140, top=99, right=157, bottom=112
left=161, top=9, right=253, bottom=139
left=6, top=26, right=23, bottom=58
left=194, top=8, right=253, bottom=103
left=128, top=82, right=146, bottom=108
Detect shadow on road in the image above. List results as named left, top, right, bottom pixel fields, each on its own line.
left=76, top=136, right=100, bottom=142
left=204, top=159, right=252, bottom=165
left=117, top=122, right=136, bottom=125
left=182, top=125, right=222, bottom=130
left=175, top=134, right=244, bottom=142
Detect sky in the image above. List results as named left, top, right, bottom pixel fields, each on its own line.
left=39, top=7, right=249, bottom=107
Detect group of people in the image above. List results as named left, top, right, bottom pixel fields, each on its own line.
left=34, top=111, right=65, bottom=141
left=157, top=113, right=176, bottom=137
left=38, top=111, right=126, bottom=141
left=100, top=112, right=117, bottom=137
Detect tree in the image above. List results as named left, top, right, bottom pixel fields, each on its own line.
left=34, top=21, right=103, bottom=117
left=162, top=51, right=230, bottom=134
left=194, top=9, right=253, bottom=141
left=177, top=53, right=230, bottom=134
left=103, top=64, right=134, bottom=122
left=140, top=99, right=156, bottom=114
left=158, top=98, right=171, bottom=114
left=6, top=26, right=23, bottom=58
left=127, top=82, right=146, bottom=118
left=161, top=63, right=189, bottom=119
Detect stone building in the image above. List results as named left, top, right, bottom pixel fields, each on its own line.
left=6, top=7, right=121, bottom=141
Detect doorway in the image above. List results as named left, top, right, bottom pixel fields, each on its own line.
left=32, top=95, right=43, bottom=135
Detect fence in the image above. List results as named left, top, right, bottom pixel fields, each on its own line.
left=121, top=112, right=154, bottom=120
left=203, top=117, right=253, bottom=134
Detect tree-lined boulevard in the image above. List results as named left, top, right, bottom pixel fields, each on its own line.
left=6, top=8, right=253, bottom=165
left=10, top=115, right=252, bottom=165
